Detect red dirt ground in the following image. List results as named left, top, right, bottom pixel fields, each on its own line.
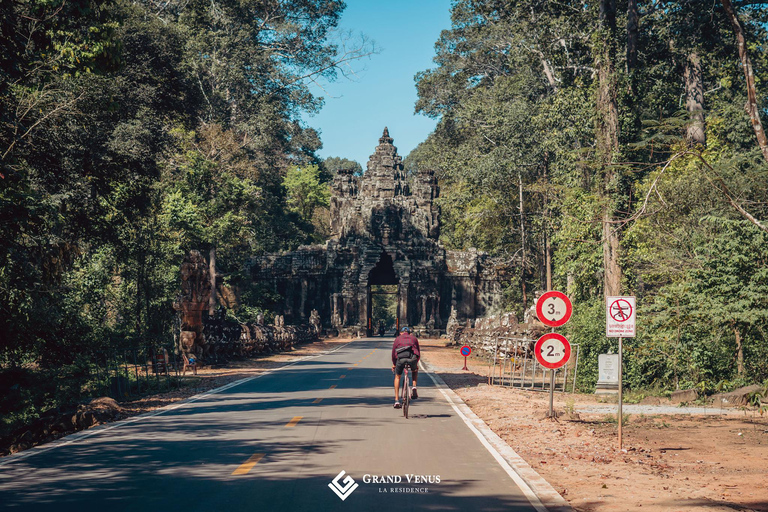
left=420, top=338, right=768, bottom=512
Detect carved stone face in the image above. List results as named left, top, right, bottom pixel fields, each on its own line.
left=180, top=331, right=196, bottom=353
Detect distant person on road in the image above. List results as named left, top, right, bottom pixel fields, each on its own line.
left=391, top=326, right=420, bottom=408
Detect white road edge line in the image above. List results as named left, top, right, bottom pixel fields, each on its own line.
left=0, top=340, right=358, bottom=467
left=420, top=359, right=572, bottom=512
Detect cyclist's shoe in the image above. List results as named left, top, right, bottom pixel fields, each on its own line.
left=394, top=401, right=402, bottom=409
left=411, top=388, right=418, bottom=399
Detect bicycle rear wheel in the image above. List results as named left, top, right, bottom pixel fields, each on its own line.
left=402, top=371, right=410, bottom=419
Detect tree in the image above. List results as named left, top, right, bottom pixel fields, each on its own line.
left=284, top=164, right=331, bottom=224
left=414, top=0, right=768, bottom=389
left=323, top=156, right=363, bottom=178
left=0, top=0, right=373, bottom=429
left=689, top=218, right=768, bottom=376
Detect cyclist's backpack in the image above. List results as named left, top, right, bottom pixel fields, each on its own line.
left=396, top=345, right=414, bottom=359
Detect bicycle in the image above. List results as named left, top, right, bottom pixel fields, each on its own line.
left=400, top=366, right=411, bottom=419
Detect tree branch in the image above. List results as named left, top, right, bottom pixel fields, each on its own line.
left=721, top=0, right=768, bottom=163
left=691, top=151, right=768, bottom=233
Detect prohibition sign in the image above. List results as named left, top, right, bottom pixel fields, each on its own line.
left=460, top=345, right=471, bottom=370
left=609, top=299, right=633, bottom=322
left=534, top=333, right=571, bottom=369
left=536, top=291, right=573, bottom=327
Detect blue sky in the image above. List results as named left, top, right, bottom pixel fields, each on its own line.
left=303, top=0, right=452, bottom=167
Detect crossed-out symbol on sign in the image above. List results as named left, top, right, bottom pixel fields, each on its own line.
left=609, top=299, right=633, bottom=322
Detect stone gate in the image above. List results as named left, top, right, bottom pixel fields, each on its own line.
left=248, top=128, right=512, bottom=335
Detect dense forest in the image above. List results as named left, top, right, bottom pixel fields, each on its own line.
left=1, top=0, right=768, bottom=435
left=0, top=0, right=369, bottom=433
left=409, top=0, right=768, bottom=392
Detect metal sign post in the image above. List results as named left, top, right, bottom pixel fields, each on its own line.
left=606, top=296, right=635, bottom=450
left=534, top=333, right=571, bottom=418
left=618, top=336, right=623, bottom=449
left=549, top=367, right=556, bottom=418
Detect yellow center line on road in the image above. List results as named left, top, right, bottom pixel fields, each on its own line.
left=231, top=453, right=265, bottom=476
left=285, top=416, right=303, bottom=428
left=313, top=398, right=323, bottom=404
left=329, top=384, right=337, bottom=389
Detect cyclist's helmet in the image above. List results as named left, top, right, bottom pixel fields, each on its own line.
left=400, top=326, right=411, bottom=334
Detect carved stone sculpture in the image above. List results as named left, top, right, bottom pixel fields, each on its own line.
left=245, top=129, right=514, bottom=336
left=309, top=309, right=321, bottom=334
left=174, top=250, right=212, bottom=355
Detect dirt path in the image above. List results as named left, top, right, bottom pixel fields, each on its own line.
left=421, top=338, right=768, bottom=512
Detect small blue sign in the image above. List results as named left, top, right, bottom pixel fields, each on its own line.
left=460, top=345, right=471, bottom=357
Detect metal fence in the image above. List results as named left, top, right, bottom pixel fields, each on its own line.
left=89, top=345, right=184, bottom=401
left=486, top=336, right=581, bottom=393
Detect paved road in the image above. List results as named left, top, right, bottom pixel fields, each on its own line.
left=0, top=339, right=543, bottom=511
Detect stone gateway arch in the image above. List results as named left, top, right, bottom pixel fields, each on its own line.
left=248, top=128, right=512, bottom=336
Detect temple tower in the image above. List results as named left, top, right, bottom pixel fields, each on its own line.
left=249, top=128, right=510, bottom=336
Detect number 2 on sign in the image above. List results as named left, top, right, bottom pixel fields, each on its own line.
left=545, top=345, right=561, bottom=357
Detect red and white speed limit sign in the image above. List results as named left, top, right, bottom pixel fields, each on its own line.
left=536, top=291, right=573, bottom=327
left=534, top=333, right=571, bottom=369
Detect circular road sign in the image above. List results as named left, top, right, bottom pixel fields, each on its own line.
left=536, top=291, right=573, bottom=327
left=534, top=333, right=571, bottom=369
left=460, top=345, right=472, bottom=357
left=609, top=298, right=633, bottom=322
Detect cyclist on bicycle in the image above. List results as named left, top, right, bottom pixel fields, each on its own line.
left=391, top=326, right=420, bottom=408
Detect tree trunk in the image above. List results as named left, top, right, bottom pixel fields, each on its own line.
left=543, top=154, right=552, bottom=291
left=684, top=52, right=706, bottom=146
left=596, top=0, right=623, bottom=297
left=136, top=256, right=144, bottom=341
left=596, top=0, right=619, bottom=154
left=208, top=247, right=217, bottom=316
left=602, top=212, right=622, bottom=296
left=626, top=0, right=639, bottom=73
left=721, top=0, right=768, bottom=162
left=545, top=226, right=552, bottom=291
left=518, top=170, right=528, bottom=310
left=733, top=324, right=744, bottom=376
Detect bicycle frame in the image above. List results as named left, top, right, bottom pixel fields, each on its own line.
left=401, top=367, right=411, bottom=419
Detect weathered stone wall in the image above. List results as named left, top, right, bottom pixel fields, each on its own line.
left=174, top=251, right=319, bottom=361
left=197, top=311, right=317, bottom=363
left=248, top=129, right=515, bottom=336
left=451, top=311, right=547, bottom=360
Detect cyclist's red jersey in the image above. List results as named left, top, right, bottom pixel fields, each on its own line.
left=391, top=333, right=421, bottom=364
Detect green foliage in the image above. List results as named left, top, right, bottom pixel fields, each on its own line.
left=371, top=285, right=397, bottom=330
left=414, top=0, right=768, bottom=393
left=564, top=298, right=613, bottom=392
left=284, top=165, right=330, bottom=224
left=322, top=156, right=362, bottom=178
left=0, top=0, right=366, bottom=430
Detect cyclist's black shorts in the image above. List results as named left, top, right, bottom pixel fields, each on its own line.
left=395, top=355, right=419, bottom=376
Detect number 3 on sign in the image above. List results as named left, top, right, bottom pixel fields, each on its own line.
left=535, top=291, right=573, bottom=328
